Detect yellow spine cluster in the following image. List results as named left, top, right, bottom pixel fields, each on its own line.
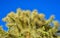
left=0, top=8, right=60, bottom=38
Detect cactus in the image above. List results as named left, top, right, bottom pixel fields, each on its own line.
left=0, top=8, right=60, bottom=38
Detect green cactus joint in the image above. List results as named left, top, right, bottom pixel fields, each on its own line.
left=0, top=8, right=60, bottom=38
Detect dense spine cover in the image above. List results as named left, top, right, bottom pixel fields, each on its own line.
left=0, top=8, right=60, bottom=38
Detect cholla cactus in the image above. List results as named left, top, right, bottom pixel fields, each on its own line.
left=0, top=8, right=60, bottom=38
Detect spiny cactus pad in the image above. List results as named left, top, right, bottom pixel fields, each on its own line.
left=0, top=8, right=60, bottom=38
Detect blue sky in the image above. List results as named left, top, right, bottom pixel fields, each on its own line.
left=0, top=0, right=60, bottom=31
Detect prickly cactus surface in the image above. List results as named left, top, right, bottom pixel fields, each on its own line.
left=0, top=8, right=60, bottom=38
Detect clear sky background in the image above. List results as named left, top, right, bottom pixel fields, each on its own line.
left=0, top=0, right=60, bottom=31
